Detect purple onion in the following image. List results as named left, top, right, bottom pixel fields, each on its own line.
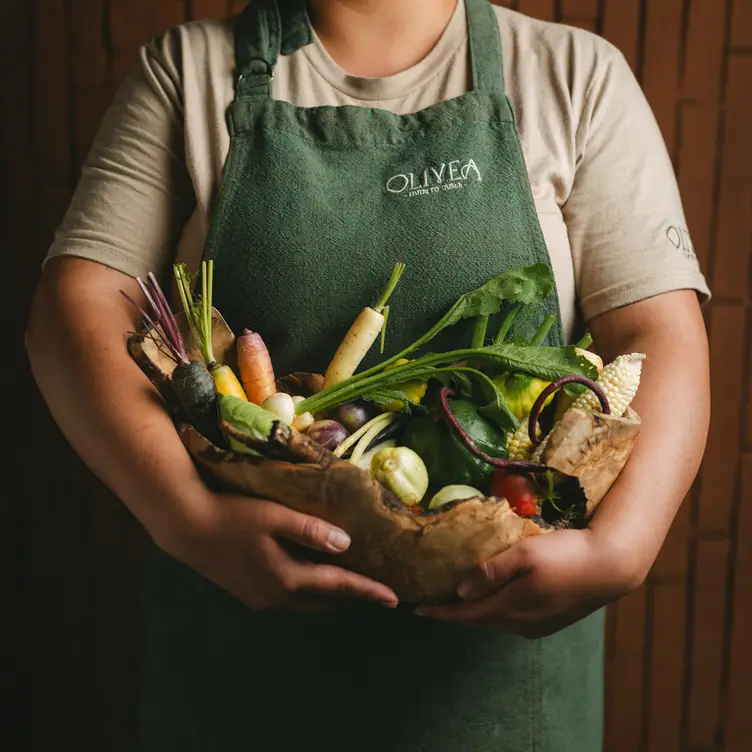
left=335, top=402, right=372, bottom=433
left=306, top=420, right=349, bottom=451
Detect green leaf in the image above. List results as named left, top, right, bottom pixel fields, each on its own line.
left=477, top=389, right=519, bottom=433
left=424, top=263, right=554, bottom=344
left=362, top=389, right=414, bottom=411
left=448, top=399, right=509, bottom=460
left=482, top=344, right=598, bottom=382
left=218, top=394, right=280, bottom=454
left=403, top=403, right=507, bottom=493
left=443, top=367, right=519, bottom=433
left=431, top=370, right=475, bottom=396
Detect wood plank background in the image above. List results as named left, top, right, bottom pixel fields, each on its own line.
left=2, top=1, right=750, bottom=750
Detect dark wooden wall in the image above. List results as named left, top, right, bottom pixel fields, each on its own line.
left=2, top=1, right=750, bottom=750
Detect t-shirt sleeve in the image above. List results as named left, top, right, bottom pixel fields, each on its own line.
left=44, top=32, right=196, bottom=281
left=563, top=40, right=711, bottom=322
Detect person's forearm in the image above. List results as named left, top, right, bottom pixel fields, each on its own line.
left=587, top=292, right=711, bottom=583
left=26, top=260, right=209, bottom=547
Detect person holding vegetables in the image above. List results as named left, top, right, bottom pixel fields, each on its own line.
left=25, top=0, right=711, bottom=749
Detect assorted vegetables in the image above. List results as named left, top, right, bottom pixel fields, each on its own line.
left=124, top=260, right=645, bottom=526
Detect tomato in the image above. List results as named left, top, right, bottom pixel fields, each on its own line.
left=490, top=471, right=539, bottom=517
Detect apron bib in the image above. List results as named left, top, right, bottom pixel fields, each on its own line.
left=136, top=1, right=605, bottom=749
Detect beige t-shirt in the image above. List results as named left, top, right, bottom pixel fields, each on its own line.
left=46, top=0, right=710, bottom=341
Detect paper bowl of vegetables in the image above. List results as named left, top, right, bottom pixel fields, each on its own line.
left=126, top=261, right=642, bottom=603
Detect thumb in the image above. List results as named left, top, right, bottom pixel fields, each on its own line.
left=275, top=507, right=352, bottom=555
left=457, top=542, right=532, bottom=601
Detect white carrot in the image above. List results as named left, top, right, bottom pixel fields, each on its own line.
left=323, top=262, right=405, bottom=388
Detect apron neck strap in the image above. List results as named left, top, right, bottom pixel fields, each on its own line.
left=235, top=0, right=311, bottom=97
left=234, top=0, right=504, bottom=99
left=465, top=0, right=504, bottom=95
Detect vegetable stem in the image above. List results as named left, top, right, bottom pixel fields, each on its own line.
left=202, top=261, right=216, bottom=365
left=313, top=266, right=554, bottom=407
left=373, top=262, right=405, bottom=313
left=494, top=303, right=522, bottom=344
left=174, top=265, right=202, bottom=355
left=297, top=344, right=596, bottom=417
left=471, top=315, right=489, bottom=349
left=530, top=315, right=556, bottom=347
left=333, top=412, right=393, bottom=458
left=575, top=333, right=593, bottom=350
left=349, top=414, right=395, bottom=466
left=379, top=306, right=390, bottom=354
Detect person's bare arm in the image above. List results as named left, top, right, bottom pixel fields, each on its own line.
left=416, top=290, right=710, bottom=634
left=26, top=257, right=398, bottom=610
left=585, top=289, right=710, bottom=577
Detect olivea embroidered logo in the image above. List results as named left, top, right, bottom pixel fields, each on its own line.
left=385, top=158, right=482, bottom=198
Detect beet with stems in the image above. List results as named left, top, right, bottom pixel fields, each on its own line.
left=122, top=273, right=223, bottom=446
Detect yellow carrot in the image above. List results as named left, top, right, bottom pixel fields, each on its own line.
left=210, top=363, right=247, bottom=399
left=237, top=329, right=277, bottom=405
left=323, top=262, right=405, bottom=389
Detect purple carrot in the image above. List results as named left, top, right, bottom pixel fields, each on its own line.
left=438, top=387, right=547, bottom=472
left=527, top=375, right=610, bottom=446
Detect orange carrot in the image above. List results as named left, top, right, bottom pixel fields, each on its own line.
left=237, top=329, right=276, bottom=405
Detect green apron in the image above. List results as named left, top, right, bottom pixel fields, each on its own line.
left=136, top=1, right=605, bottom=749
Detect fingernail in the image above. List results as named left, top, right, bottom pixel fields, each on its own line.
left=457, top=580, right=475, bottom=599
left=380, top=600, right=398, bottom=609
left=326, top=529, right=350, bottom=552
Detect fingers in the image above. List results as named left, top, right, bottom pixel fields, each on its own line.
left=291, top=562, right=399, bottom=607
left=267, top=506, right=353, bottom=555
left=456, top=543, right=533, bottom=601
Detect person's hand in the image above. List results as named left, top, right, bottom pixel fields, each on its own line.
left=158, top=490, right=399, bottom=612
left=414, top=527, right=644, bottom=638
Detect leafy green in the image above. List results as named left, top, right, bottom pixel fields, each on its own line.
left=218, top=394, right=280, bottom=454
left=403, top=400, right=508, bottom=492
left=362, top=389, right=415, bottom=411
left=481, top=344, right=597, bottom=382
left=407, top=263, right=554, bottom=355
left=298, top=263, right=556, bottom=415
left=431, top=370, right=475, bottom=397
left=297, top=343, right=596, bottom=417
left=449, top=399, right=509, bottom=458
left=432, top=366, right=519, bottom=432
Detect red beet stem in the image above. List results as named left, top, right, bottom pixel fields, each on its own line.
left=438, top=387, right=546, bottom=472
left=527, top=375, right=610, bottom=446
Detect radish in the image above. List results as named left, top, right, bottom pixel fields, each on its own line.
left=323, top=262, right=405, bottom=388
